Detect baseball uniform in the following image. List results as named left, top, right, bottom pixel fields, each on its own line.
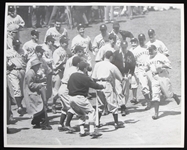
left=7, top=14, right=25, bottom=28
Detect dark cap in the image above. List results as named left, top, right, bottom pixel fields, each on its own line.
left=130, top=37, right=138, bottom=43
left=8, top=6, right=15, bottom=12
left=72, top=56, right=82, bottom=66
left=30, top=59, right=41, bottom=68
left=100, top=24, right=107, bottom=31
left=35, top=45, right=45, bottom=53
left=138, top=33, right=146, bottom=41
left=78, top=61, right=89, bottom=71
left=31, top=29, right=40, bottom=36
left=105, top=51, right=113, bottom=59
left=109, top=33, right=116, bottom=41
left=46, top=35, right=55, bottom=42
left=113, top=21, right=120, bottom=28
left=60, top=35, right=69, bottom=44
left=13, top=38, right=21, bottom=46
left=148, top=29, right=155, bottom=37
left=74, top=45, right=85, bottom=53
left=147, top=45, right=157, bottom=51
left=77, top=23, right=84, bottom=30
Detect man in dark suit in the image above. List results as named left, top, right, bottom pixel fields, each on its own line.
left=112, top=41, right=136, bottom=116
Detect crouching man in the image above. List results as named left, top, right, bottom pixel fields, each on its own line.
left=67, top=61, right=105, bottom=137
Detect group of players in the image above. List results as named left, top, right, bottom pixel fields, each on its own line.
left=6, top=9, right=180, bottom=137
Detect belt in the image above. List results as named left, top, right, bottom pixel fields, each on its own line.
left=61, top=81, right=67, bottom=85
left=137, top=64, right=145, bottom=67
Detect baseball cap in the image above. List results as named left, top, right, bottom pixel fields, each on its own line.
left=7, top=24, right=19, bottom=32
left=113, top=21, right=120, bottom=28
left=130, top=37, right=138, bottom=43
left=31, top=29, right=40, bottom=36
left=13, top=38, right=21, bottom=46
left=78, top=61, right=89, bottom=71
left=138, top=33, right=146, bottom=41
left=147, top=45, right=157, bottom=51
left=148, top=29, right=155, bottom=38
left=72, top=56, right=82, bottom=66
left=109, top=33, right=116, bottom=41
left=100, top=24, right=107, bottom=31
left=8, top=6, right=15, bottom=12
left=74, top=45, right=85, bottom=53
left=77, top=23, right=84, bottom=30
left=105, top=51, right=113, bottom=59
left=35, top=45, right=45, bottom=53
left=60, top=35, right=69, bottom=44
left=30, top=59, right=41, bottom=68
left=46, top=35, right=55, bottom=42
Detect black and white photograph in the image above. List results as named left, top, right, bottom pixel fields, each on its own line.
left=4, top=2, right=184, bottom=148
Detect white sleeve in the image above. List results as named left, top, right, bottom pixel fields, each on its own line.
left=18, top=15, right=25, bottom=27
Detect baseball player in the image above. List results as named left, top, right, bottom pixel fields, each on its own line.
left=22, top=29, right=39, bottom=62
left=57, top=56, right=82, bottom=132
left=68, top=61, right=104, bottom=137
left=95, top=33, right=118, bottom=62
left=131, top=33, right=151, bottom=109
left=7, top=6, right=25, bottom=28
left=145, top=45, right=180, bottom=119
left=71, top=23, right=93, bottom=67
left=7, top=38, right=26, bottom=115
left=92, top=24, right=109, bottom=54
left=146, top=29, right=169, bottom=57
left=51, top=35, right=69, bottom=113
left=129, top=37, right=139, bottom=104
left=44, top=19, right=68, bottom=48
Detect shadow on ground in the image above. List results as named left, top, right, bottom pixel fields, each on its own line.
left=7, top=127, right=30, bottom=134
left=158, top=111, right=181, bottom=119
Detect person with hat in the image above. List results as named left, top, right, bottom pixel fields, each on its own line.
left=145, top=45, right=180, bottom=120
left=110, top=21, right=123, bottom=50
left=51, top=35, right=70, bottom=113
left=146, top=29, right=169, bottom=57
left=129, top=37, right=140, bottom=104
left=22, top=29, right=40, bottom=62
left=112, top=41, right=136, bottom=116
left=67, top=61, right=105, bottom=137
left=44, top=19, right=68, bottom=48
left=7, top=6, right=25, bottom=28
left=131, top=33, right=151, bottom=109
left=7, top=24, right=20, bottom=50
left=95, top=33, right=118, bottom=62
left=71, top=23, right=93, bottom=66
left=26, top=45, right=53, bottom=111
left=92, top=51, right=125, bottom=129
left=23, top=59, right=52, bottom=130
left=57, top=56, right=82, bottom=132
left=92, top=24, right=109, bottom=54
left=7, top=38, right=26, bottom=115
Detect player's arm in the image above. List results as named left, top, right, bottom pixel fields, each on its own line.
left=18, top=15, right=25, bottom=28
left=160, top=41, right=169, bottom=57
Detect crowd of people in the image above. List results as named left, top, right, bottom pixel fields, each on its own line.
left=6, top=5, right=180, bottom=138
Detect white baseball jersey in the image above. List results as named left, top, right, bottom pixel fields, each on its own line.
left=146, top=39, right=169, bottom=56
left=92, top=33, right=109, bottom=52
left=22, top=39, right=38, bottom=60
left=110, top=30, right=123, bottom=50
left=44, top=27, right=67, bottom=47
left=7, top=15, right=25, bottom=27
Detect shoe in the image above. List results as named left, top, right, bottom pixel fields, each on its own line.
left=51, top=105, right=56, bottom=114
left=114, top=123, right=125, bottom=129
left=152, top=115, right=159, bottom=120
left=8, top=116, right=17, bottom=124
left=58, top=125, right=67, bottom=131
left=66, top=126, right=76, bottom=133
left=79, top=132, right=88, bottom=137
left=144, top=102, right=151, bottom=110
left=96, top=123, right=103, bottom=128
left=90, top=131, right=102, bottom=138
left=41, top=124, right=52, bottom=130
left=33, top=124, right=41, bottom=129
left=173, top=94, right=180, bottom=105
left=130, top=99, right=139, bottom=104
left=121, top=111, right=127, bottom=116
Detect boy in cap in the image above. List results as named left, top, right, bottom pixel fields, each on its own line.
left=24, top=59, right=52, bottom=130
left=92, top=24, right=109, bottom=54
left=51, top=35, right=70, bottom=113
left=145, top=45, right=180, bottom=119
left=22, top=29, right=40, bottom=62
left=44, top=19, right=68, bottom=48
left=7, top=38, right=26, bottom=115
left=68, top=61, right=105, bottom=137
left=7, top=6, right=25, bottom=28
left=71, top=23, right=93, bottom=66
left=146, top=29, right=169, bottom=57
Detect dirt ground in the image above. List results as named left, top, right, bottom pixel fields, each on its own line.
left=5, top=7, right=184, bottom=148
